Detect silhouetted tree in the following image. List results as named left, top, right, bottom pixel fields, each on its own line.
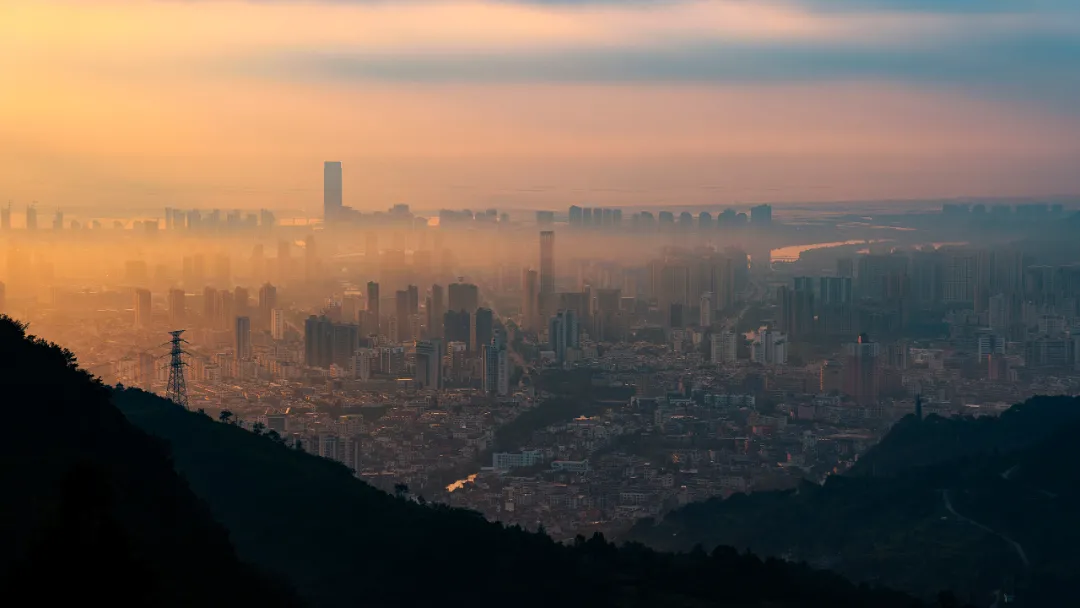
left=219, top=410, right=234, bottom=424
left=937, top=591, right=960, bottom=608
left=394, top=483, right=409, bottom=499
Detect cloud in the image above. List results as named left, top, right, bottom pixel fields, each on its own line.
left=3, top=0, right=1080, bottom=208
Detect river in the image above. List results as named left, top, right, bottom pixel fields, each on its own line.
left=771, top=239, right=970, bottom=262
left=770, top=240, right=880, bottom=262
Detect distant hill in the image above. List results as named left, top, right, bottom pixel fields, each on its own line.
left=848, top=396, right=1080, bottom=477
left=0, top=317, right=298, bottom=607
left=625, top=396, right=1080, bottom=606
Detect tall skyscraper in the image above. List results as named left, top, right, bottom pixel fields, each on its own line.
left=779, top=285, right=815, bottom=340
left=428, top=284, right=445, bottom=338
left=168, top=289, right=186, bottom=325
left=548, top=309, right=579, bottom=363
left=415, top=339, right=443, bottom=389
left=0, top=203, right=10, bottom=231
left=258, top=283, right=277, bottom=326
left=394, top=290, right=411, bottom=342
left=235, top=316, right=252, bottom=361
left=331, top=323, right=359, bottom=369
left=366, top=281, right=380, bottom=334
left=592, top=287, right=622, bottom=342
left=819, top=276, right=853, bottom=305
left=473, top=307, right=494, bottom=354
left=843, top=334, right=881, bottom=406
left=25, top=204, right=37, bottom=231
left=988, top=293, right=1008, bottom=333
left=324, top=161, right=343, bottom=220
left=483, top=329, right=510, bottom=396
left=944, top=251, right=976, bottom=304
left=215, top=290, right=235, bottom=331
left=271, top=309, right=286, bottom=341
left=539, top=231, right=555, bottom=330
left=407, top=285, right=419, bottom=315
left=305, top=315, right=329, bottom=368
left=134, top=289, right=152, bottom=329
left=711, top=329, right=737, bottom=364
left=443, top=310, right=471, bottom=350
left=700, top=292, right=713, bottom=327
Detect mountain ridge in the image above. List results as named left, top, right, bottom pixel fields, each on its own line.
left=624, top=395, right=1080, bottom=606
left=0, top=316, right=299, bottom=607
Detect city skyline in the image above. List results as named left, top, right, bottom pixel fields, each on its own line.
left=8, top=3, right=1080, bottom=606
left=4, top=1, right=1080, bottom=211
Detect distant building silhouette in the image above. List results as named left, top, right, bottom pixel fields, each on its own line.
left=234, top=316, right=252, bottom=362
left=324, top=161, right=343, bottom=221
left=134, top=289, right=152, bottom=329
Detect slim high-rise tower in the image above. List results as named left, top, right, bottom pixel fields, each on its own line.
left=258, top=282, right=277, bottom=328
left=428, top=284, right=445, bottom=338
left=324, top=161, right=343, bottom=221
left=366, top=281, right=380, bottom=334
left=235, top=316, right=252, bottom=361
left=539, top=231, right=555, bottom=330
left=415, top=339, right=443, bottom=389
left=394, top=289, right=411, bottom=342
left=134, top=288, right=152, bottom=329
left=483, top=329, right=510, bottom=396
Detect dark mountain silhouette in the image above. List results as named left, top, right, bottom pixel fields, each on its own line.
left=113, top=385, right=938, bottom=608
left=0, top=316, right=298, bottom=607
left=625, top=396, right=1080, bottom=607
left=0, top=313, right=958, bottom=607
left=847, top=396, right=1080, bottom=477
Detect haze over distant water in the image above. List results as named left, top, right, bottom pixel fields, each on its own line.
left=3, top=1, right=1080, bottom=211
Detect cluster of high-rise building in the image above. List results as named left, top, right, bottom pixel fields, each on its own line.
left=565, top=204, right=772, bottom=232
left=0, top=202, right=274, bottom=232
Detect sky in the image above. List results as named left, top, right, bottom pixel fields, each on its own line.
left=2, top=0, right=1080, bottom=214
